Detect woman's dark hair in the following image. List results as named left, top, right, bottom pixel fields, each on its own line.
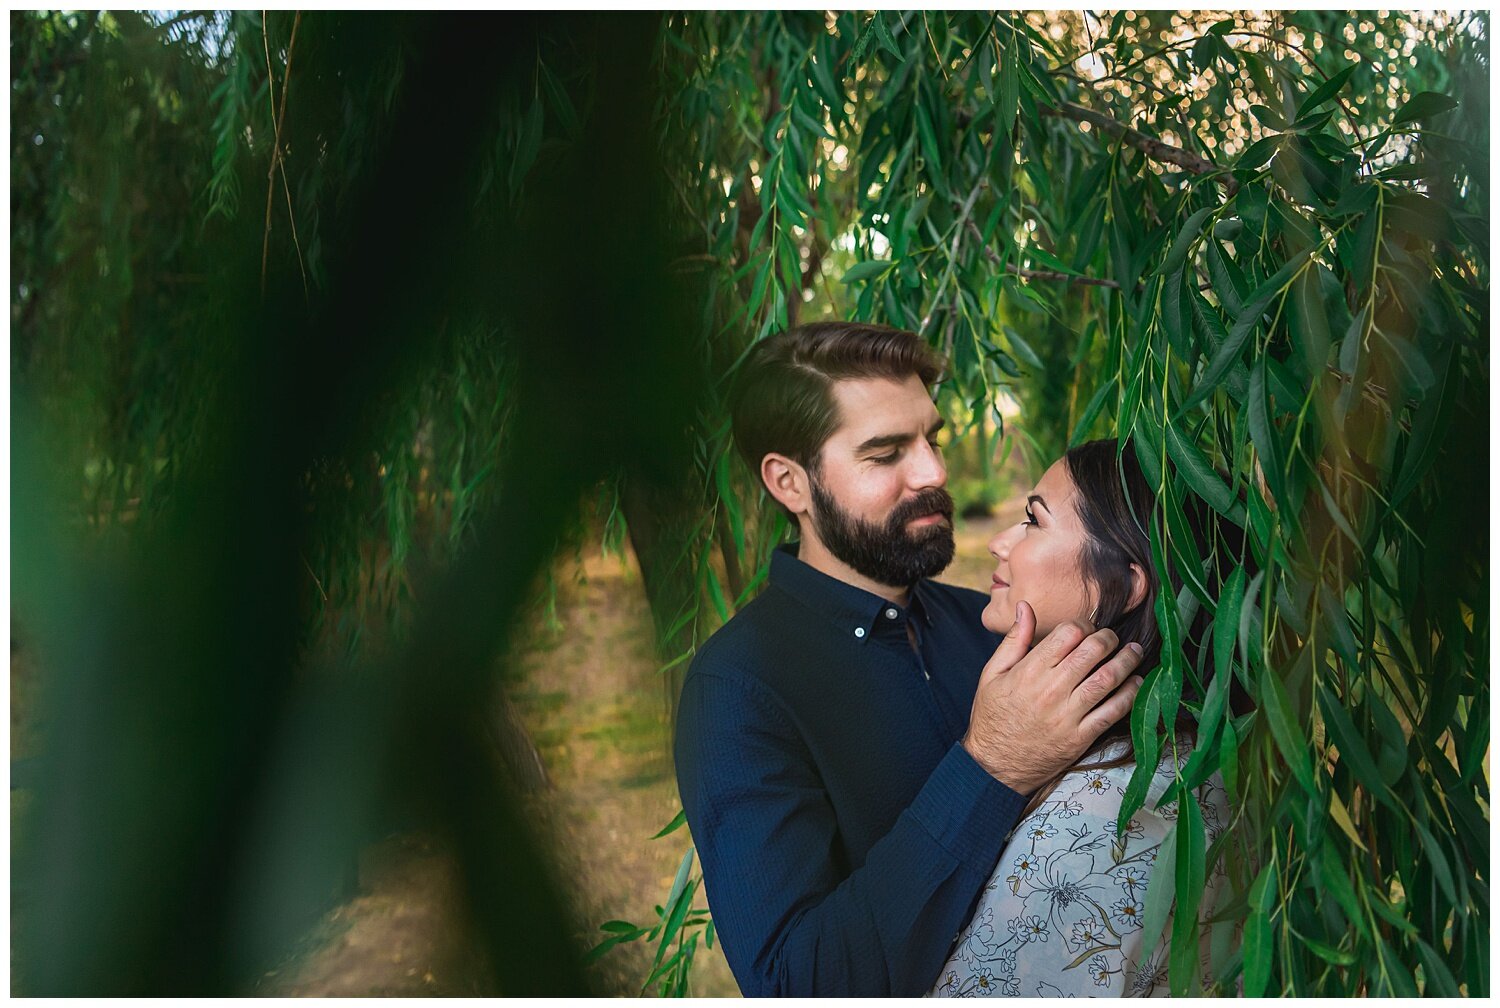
left=1046, top=437, right=1252, bottom=781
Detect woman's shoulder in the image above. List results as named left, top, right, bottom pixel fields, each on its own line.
left=1027, top=738, right=1227, bottom=827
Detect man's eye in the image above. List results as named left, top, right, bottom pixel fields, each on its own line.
left=869, top=451, right=899, bottom=464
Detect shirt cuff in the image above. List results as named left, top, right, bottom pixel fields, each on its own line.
left=907, top=742, right=1027, bottom=870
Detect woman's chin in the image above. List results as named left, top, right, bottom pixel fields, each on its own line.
left=981, top=599, right=1014, bottom=635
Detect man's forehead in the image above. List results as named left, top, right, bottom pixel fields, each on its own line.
left=827, top=375, right=939, bottom=437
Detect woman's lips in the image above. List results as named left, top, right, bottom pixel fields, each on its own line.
left=990, top=576, right=1009, bottom=592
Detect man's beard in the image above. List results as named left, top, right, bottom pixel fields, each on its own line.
left=806, top=476, right=956, bottom=588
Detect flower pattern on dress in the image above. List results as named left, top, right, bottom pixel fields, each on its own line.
left=1112, top=864, right=1148, bottom=894
left=1110, top=896, right=1145, bottom=931
left=1009, top=915, right=1050, bottom=943
left=1024, top=821, right=1059, bottom=842
left=1070, top=917, right=1106, bottom=946
left=929, top=745, right=1229, bottom=998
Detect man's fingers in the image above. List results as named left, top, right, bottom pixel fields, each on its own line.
left=1080, top=673, right=1145, bottom=739
left=1030, top=618, right=1092, bottom=668
left=985, top=600, right=1037, bottom=675
left=1069, top=640, right=1142, bottom=708
left=1056, top=628, right=1123, bottom=688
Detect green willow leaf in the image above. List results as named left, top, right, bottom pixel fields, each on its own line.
left=1164, top=425, right=1241, bottom=523
left=1117, top=665, right=1165, bottom=834
left=1242, top=859, right=1276, bottom=996
left=1213, top=566, right=1247, bottom=684
left=1315, top=837, right=1371, bottom=939
left=1068, top=380, right=1113, bottom=447
left=652, top=808, right=688, bottom=839
left=1294, top=65, right=1356, bottom=119
left=1303, top=935, right=1357, bottom=966
left=1391, top=89, right=1459, bottom=125
left=1002, top=326, right=1045, bottom=370
left=1260, top=661, right=1316, bottom=791
left=1248, top=357, right=1290, bottom=517
left=1413, top=819, right=1458, bottom=905
left=1157, top=205, right=1216, bottom=278
left=1183, top=250, right=1309, bottom=411
left=1414, top=936, right=1462, bottom=996
left=1138, top=818, right=1178, bottom=960
left=1169, top=796, right=1207, bottom=993
left=1316, top=684, right=1395, bottom=807
left=1204, top=239, right=1247, bottom=315
left=841, top=259, right=892, bottom=284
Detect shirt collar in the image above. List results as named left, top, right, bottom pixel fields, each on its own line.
left=769, top=543, right=930, bottom=644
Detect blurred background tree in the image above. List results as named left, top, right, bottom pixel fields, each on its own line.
left=11, top=9, right=1487, bottom=997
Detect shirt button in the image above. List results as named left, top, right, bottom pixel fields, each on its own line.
left=854, top=627, right=866, bottom=638
left=885, top=608, right=899, bottom=620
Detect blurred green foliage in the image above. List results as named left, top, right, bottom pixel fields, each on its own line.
left=12, top=11, right=707, bottom=995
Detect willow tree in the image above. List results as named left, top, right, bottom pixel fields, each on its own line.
left=614, top=9, right=1487, bottom=996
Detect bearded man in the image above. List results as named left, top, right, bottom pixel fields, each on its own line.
left=674, top=322, right=1144, bottom=996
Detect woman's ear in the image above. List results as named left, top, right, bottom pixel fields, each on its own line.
left=1126, top=562, right=1149, bottom=612
left=761, top=452, right=811, bottom=519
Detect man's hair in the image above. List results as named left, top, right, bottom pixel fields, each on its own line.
left=728, top=321, right=945, bottom=475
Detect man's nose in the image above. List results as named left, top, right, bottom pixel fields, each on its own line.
left=908, top=440, right=946, bottom=489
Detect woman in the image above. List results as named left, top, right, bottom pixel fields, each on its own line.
left=930, top=438, right=1240, bottom=998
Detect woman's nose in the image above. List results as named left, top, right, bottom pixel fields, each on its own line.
left=990, top=519, right=1026, bottom=560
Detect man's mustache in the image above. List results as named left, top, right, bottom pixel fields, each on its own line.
left=889, top=488, right=955, bottom=528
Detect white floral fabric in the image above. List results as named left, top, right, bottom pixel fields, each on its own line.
left=929, top=743, right=1229, bottom=998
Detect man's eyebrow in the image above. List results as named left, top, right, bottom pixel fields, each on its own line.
left=1027, top=494, right=1051, bottom=514
left=853, top=432, right=908, bottom=454
left=852, top=418, right=944, bottom=455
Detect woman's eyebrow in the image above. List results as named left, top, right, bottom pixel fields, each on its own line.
left=1027, top=494, right=1051, bottom=514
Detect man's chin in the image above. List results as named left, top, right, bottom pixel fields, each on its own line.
left=906, top=535, right=955, bottom=579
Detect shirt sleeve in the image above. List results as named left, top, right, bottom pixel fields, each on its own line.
left=929, top=761, right=1180, bottom=998
left=675, top=669, right=1026, bottom=997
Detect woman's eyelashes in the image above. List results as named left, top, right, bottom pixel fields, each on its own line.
left=1022, top=504, right=1037, bottom=527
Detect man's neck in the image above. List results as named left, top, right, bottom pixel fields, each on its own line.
left=795, top=536, right=912, bottom=608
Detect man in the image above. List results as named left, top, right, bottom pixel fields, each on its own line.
left=674, top=322, right=1146, bottom=996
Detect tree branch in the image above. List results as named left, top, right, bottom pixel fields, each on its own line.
left=1041, top=100, right=1239, bottom=195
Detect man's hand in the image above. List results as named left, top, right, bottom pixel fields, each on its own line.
left=962, top=600, right=1145, bottom=794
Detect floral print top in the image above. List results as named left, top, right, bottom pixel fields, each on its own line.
left=929, top=742, right=1229, bottom=998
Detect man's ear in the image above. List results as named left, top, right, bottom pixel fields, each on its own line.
left=1126, top=562, right=1149, bottom=612
left=761, top=452, right=812, bottom=519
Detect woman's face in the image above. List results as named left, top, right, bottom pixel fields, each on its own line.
left=982, top=459, right=1096, bottom=637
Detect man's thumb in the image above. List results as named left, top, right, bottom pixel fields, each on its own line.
left=986, top=600, right=1036, bottom=675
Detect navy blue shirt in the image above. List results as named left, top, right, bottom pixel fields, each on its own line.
left=674, top=545, right=1026, bottom=996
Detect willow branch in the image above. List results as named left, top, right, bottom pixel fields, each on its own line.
left=1042, top=100, right=1239, bottom=194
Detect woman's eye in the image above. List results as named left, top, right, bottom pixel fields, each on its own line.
left=1022, top=506, right=1037, bottom=526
